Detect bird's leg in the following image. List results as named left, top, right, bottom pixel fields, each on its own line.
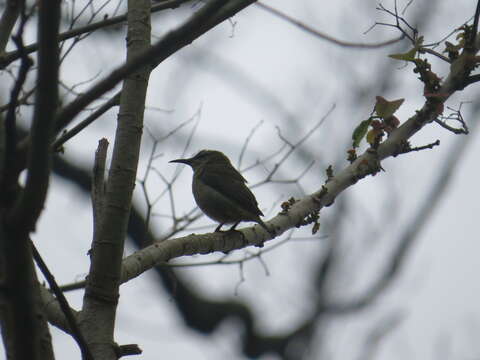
left=228, top=222, right=240, bottom=232
left=220, top=222, right=244, bottom=254
left=215, top=223, right=225, bottom=232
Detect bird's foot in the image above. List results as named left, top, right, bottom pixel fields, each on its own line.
left=218, top=224, right=246, bottom=254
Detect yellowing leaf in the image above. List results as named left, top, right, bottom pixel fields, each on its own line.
left=374, top=96, right=404, bottom=119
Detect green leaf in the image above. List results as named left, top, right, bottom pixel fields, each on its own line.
left=352, top=118, right=372, bottom=148
left=389, top=47, right=417, bottom=61
left=389, top=36, right=424, bottom=62
left=374, top=96, right=404, bottom=119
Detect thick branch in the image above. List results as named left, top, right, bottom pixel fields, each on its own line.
left=11, top=0, right=256, bottom=186
left=119, top=40, right=479, bottom=284
left=2, top=1, right=60, bottom=359
left=321, top=103, right=480, bottom=314
left=0, top=0, right=21, bottom=53
left=8, top=0, right=60, bottom=230
left=80, top=0, right=152, bottom=359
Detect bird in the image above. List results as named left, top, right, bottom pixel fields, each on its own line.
left=169, top=149, right=272, bottom=234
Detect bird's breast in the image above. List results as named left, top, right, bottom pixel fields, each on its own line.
left=192, top=176, right=254, bottom=224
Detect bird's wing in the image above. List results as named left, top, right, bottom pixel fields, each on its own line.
left=200, top=168, right=264, bottom=217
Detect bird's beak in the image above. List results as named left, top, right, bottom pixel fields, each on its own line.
left=169, top=157, right=193, bottom=165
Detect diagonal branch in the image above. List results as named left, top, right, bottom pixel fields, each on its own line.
left=119, top=36, right=480, bottom=285
left=321, top=102, right=480, bottom=314
left=31, top=241, right=94, bottom=360
left=52, top=93, right=120, bottom=152
left=0, top=0, right=193, bottom=68
left=54, top=0, right=256, bottom=133
left=0, top=0, right=21, bottom=53
left=256, top=2, right=404, bottom=48
left=11, top=0, right=256, bottom=186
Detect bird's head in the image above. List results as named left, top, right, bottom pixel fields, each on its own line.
left=169, top=149, right=231, bottom=171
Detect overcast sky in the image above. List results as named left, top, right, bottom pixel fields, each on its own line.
left=2, top=0, right=480, bottom=359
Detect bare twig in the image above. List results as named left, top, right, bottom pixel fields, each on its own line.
left=256, top=2, right=403, bottom=48
left=234, top=262, right=245, bottom=295
left=12, top=0, right=256, bottom=186
left=0, top=86, right=35, bottom=113
left=402, top=139, right=440, bottom=153
left=0, top=0, right=21, bottom=53
left=252, top=104, right=335, bottom=187
left=0, top=0, right=193, bottom=68
left=420, top=48, right=451, bottom=63
left=59, top=279, right=87, bottom=293
left=376, top=2, right=417, bottom=43
left=238, top=120, right=263, bottom=169
left=435, top=104, right=470, bottom=134
left=54, top=0, right=255, bottom=135
left=2, top=15, right=33, bottom=189
left=31, top=241, right=94, bottom=360
left=53, top=93, right=120, bottom=151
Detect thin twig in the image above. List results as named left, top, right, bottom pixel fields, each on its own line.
left=31, top=242, right=94, bottom=360
left=253, top=104, right=335, bottom=187
left=2, top=17, right=33, bottom=189
left=52, top=93, right=120, bottom=150
left=238, top=120, right=263, bottom=169
left=0, top=0, right=193, bottom=68
left=405, top=139, right=440, bottom=153
left=256, top=2, right=404, bottom=48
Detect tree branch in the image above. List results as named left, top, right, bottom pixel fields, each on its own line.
left=52, top=93, right=120, bottom=152
left=256, top=2, right=404, bottom=48
left=119, top=38, right=480, bottom=284
left=0, top=0, right=192, bottom=68
left=11, top=0, right=256, bottom=186
left=80, top=0, right=152, bottom=358
left=320, top=103, right=480, bottom=314
left=31, top=241, right=94, bottom=360
left=8, top=0, right=60, bottom=230
left=1, top=1, right=60, bottom=359
left=0, top=0, right=21, bottom=53
left=1, top=17, right=32, bottom=196
left=54, top=0, right=256, bottom=133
